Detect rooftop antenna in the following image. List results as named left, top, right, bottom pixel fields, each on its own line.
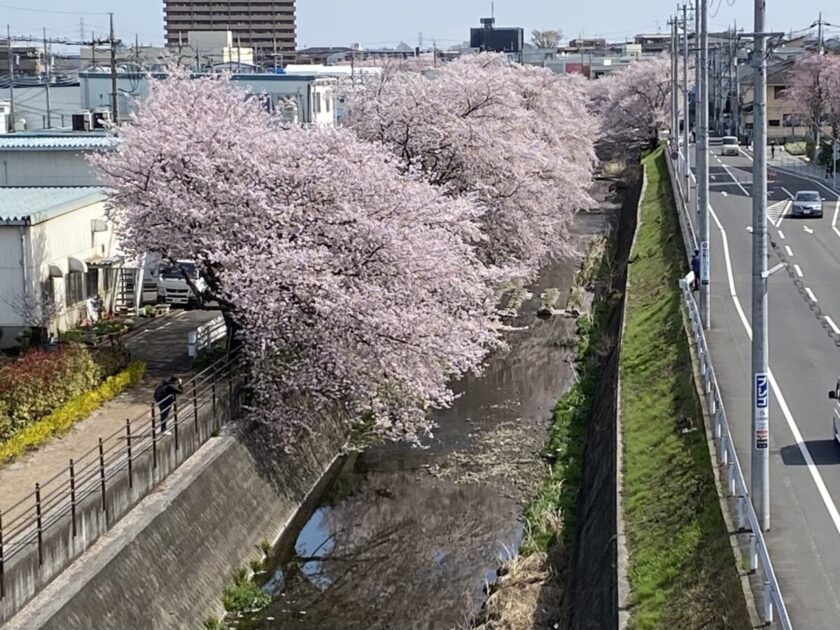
left=80, top=18, right=85, bottom=42
left=491, top=2, right=494, bottom=19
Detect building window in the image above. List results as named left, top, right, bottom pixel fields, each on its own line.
left=326, top=94, right=330, bottom=113
left=65, top=272, right=85, bottom=306
left=86, top=269, right=100, bottom=297
left=769, top=119, right=781, bottom=127
left=773, top=86, right=786, bottom=99
left=315, top=92, right=321, bottom=114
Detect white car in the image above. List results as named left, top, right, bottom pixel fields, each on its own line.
left=721, top=136, right=739, bottom=156
left=791, top=190, right=824, bottom=218
left=829, top=381, right=840, bottom=444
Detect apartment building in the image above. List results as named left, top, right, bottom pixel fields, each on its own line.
left=164, top=0, right=295, bottom=59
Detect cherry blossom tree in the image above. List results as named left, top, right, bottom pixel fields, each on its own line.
left=589, top=55, right=672, bottom=156
left=92, top=70, right=499, bottom=443
left=345, top=53, right=597, bottom=281
left=785, top=54, right=840, bottom=157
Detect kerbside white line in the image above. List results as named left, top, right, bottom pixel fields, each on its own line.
left=708, top=202, right=840, bottom=537
left=794, top=264, right=803, bottom=277
left=806, top=288, right=818, bottom=303
left=785, top=245, right=794, bottom=257
left=778, top=230, right=785, bottom=240
left=827, top=316, right=840, bottom=335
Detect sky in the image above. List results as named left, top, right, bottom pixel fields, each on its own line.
left=2, top=0, right=840, bottom=49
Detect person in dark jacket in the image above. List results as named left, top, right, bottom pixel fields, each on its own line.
left=690, top=249, right=701, bottom=291
left=154, top=376, right=183, bottom=434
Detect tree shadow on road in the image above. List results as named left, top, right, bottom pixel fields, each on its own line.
left=780, top=440, right=840, bottom=466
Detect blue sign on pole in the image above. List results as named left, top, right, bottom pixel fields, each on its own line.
left=755, top=373, right=769, bottom=409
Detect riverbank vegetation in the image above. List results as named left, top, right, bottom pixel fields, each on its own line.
left=620, top=147, right=749, bottom=629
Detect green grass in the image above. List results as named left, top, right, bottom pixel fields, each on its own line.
left=784, top=141, right=806, bottom=156
left=0, top=361, right=146, bottom=467
left=621, top=147, right=750, bottom=629
left=521, top=314, right=596, bottom=555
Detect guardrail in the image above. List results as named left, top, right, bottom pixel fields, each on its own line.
left=667, top=148, right=792, bottom=629
left=187, top=314, right=226, bottom=358
left=0, top=351, right=242, bottom=623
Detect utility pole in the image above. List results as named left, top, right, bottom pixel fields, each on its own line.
left=698, top=0, right=711, bottom=329
left=109, top=13, right=118, bottom=125
left=751, top=0, right=770, bottom=531
left=734, top=20, right=741, bottom=140
left=670, top=16, right=679, bottom=151
left=695, top=0, right=700, bottom=144
left=683, top=4, right=691, bottom=198
left=6, top=25, right=15, bottom=133
left=815, top=12, right=824, bottom=166
left=43, top=28, right=52, bottom=129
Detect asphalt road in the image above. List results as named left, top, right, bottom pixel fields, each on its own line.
left=686, top=143, right=840, bottom=628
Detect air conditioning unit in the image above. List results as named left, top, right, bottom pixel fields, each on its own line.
left=92, top=110, right=112, bottom=129
left=72, top=111, right=93, bottom=131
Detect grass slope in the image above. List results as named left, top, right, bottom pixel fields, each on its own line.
left=621, top=148, right=750, bottom=629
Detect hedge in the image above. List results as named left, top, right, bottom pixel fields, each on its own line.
left=0, top=361, right=146, bottom=466
left=0, top=344, right=130, bottom=441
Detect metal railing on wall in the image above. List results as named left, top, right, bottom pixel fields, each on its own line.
left=666, top=149, right=792, bottom=629
left=0, top=351, right=241, bottom=607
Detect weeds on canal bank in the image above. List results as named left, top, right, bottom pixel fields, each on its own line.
left=619, top=148, right=750, bottom=629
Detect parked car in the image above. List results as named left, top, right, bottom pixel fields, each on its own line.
left=721, top=136, right=739, bottom=156
left=157, top=261, right=208, bottom=308
left=828, top=381, right=840, bottom=444
left=791, top=190, right=824, bottom=218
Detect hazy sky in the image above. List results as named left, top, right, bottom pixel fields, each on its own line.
left=3, top=0, right=839, bottom=48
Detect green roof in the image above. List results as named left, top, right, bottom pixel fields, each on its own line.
left=0, top=187, right=107, bottom=225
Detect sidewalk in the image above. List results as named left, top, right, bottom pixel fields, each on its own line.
left=0, top=309, right=219, bottom=522
left=768, top=147, right=840, bottom=192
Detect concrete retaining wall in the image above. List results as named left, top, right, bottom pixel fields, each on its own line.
left=565, top=171, right=640, bottom=630
left=0, top=375, right=238, bottom=626
left=5, top=417, right=346, bottom=630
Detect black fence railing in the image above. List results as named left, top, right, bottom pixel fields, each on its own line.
left=0, top=352, right=241, bottom=614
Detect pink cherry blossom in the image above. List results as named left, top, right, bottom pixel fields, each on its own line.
left=92, top=69, right=499, bottom=443
left=345, top=53, right=597, bottom=281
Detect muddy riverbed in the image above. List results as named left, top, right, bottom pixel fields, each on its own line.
left=228, top=209, right=613, bottom=630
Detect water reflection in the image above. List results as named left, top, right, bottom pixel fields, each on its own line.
left=250, top=213, right=611, bottom=630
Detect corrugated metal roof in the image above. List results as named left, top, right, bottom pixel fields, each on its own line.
left=0, top=187, right=107, bottom=225
left=0, top=135, right=117, bottom=151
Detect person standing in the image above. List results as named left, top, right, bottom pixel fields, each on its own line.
left=691, top=249, right=701, bottom=291
left=154, top=376, right=183, bottom=435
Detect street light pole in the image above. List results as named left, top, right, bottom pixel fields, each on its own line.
left=671, top=16, right=679, bottom=152
left=751, top=0, right=770, bottom=531
left=698, top=0, right=711, bottom=329
left=683, top=4, right=691, bottom=200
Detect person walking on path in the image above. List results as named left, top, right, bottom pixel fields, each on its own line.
left=154, top=376, right=183, bottom=435
left=691, top=249, right=701, bottom=291
left=771, top=141, right=776, bottom=160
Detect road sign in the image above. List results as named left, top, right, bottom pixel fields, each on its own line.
left=700, top=241, right=710, bottom=285
left=755, top=372, right=769, bottom=449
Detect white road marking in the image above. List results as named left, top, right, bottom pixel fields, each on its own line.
left=785, top=245, right=794, bottom=257
left=174, top=311, right=187, bottom=319
left=721, top=164, right=751, bottom=197
left=708, top=202, right=840, bottom=539
left=806, top=288, right=818, bottom=302
left=794, top=264, right=803, bottom=277
left=722, top=191, right=728, bottom=196
left=804, top=225, right=814, bottom=234
left=780, top=186, right=795, bottom=199
left=834, top=201, right=840, bottom=239
left=826, top=316, right=840, bottom=335
left=778, top=230, right=785, bottom=240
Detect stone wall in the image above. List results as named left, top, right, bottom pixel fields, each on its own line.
left=565, top=170, right=641, bottom=630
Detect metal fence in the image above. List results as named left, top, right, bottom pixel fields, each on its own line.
left=0, top=351, right=240, bottom=617
left=668, top=150, right=792, bottom=629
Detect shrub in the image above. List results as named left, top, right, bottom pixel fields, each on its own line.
left=0, top=344, right=100, bottom=439
left=92, top=344, right=131, bottom=378
left=0, top=361, right=146, bottom=466
left=221, top=568, right=271, bottom=614
left=193, top=341, right=228, bottom=374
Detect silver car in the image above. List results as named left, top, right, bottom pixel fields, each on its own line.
left=792, top=190, right=823, bottom=218
left=721, top=136, right=739, bottom=156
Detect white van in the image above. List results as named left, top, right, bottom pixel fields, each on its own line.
left=721, top=136, right=739, bottom=156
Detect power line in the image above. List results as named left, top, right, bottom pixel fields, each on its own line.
left=0, top=4, right=109, bottom=15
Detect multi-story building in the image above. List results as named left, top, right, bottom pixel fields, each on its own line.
left=163, top=0, right=295, bottom=60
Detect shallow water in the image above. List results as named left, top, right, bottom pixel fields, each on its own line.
left=246, top=213, right=611, bottom=630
